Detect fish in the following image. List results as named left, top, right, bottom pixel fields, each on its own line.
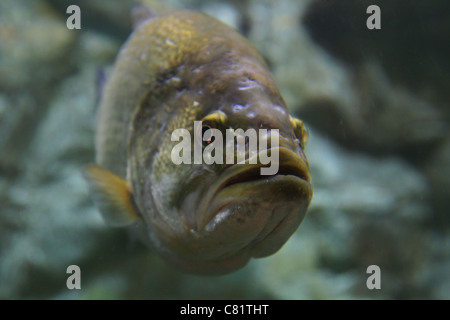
left=83, top=8, right=313, bottom=275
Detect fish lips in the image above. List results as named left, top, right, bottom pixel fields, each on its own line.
left=170, top=147, right=312, bottom=275
left=201, top=146, right=312, bottom=230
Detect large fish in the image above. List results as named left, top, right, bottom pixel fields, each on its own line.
left=84, top=9, right=313, bottom=275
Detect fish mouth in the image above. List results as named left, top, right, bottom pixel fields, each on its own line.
left=197, top=146, right=311, bottom=229
left=218, top=147, right=310, bottom=190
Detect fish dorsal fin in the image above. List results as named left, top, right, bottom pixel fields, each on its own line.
left=131, top=5, right=157, bottom=29
left=83, top=165, right=140, bottom=227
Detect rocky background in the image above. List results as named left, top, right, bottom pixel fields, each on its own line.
left=0, top=0, right=448, bottom=299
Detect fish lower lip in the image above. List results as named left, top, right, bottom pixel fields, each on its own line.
left=187, top=177, right=312, bottom=268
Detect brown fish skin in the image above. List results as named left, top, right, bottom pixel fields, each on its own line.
left=89, top=9, right=313, bottom=275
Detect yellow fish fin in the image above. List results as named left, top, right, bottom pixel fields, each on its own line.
left=83, top=165, right=140, bottom=227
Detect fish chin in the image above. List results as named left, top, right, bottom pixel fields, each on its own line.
left=206, top=175, right=311, bottom=254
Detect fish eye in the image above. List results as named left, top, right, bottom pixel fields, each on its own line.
left=200, top=122, right=215, bottom=147
left=198, top=111, right=227, bottom=147
left=290, top=116, right=308, bottom=149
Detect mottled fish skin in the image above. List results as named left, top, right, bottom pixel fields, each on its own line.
left=88, top=9, right=313, bottom=275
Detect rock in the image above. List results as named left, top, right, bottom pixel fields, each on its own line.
left=45, top=0, right=135, bottom=39
left=45, top=0, right=243, bottom=39
left=0, top=55, right=110, bottom=300
left=0, top=0, right=76, bottom=169
left=420, top=234, right=450, bottom=299
left=303, top=0, right=450, bottom=109
left=424, top=139, right=450, bottom=228
left=298, top=60, right=447, bottom=158
left=244, top=0, right=357, bottom=114
left=0, top=2, right=120, bottom=298
left=199, top=1, right=241, bottom=29
left=300, top=0, right=449, bottom=157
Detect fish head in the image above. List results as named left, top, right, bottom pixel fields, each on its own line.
left=128, top=64, right=312, bottom=276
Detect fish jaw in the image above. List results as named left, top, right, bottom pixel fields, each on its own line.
left=147, top=146, right=312, bottom=275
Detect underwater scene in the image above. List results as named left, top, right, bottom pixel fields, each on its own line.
left=0, top=0, right=449, bottom=299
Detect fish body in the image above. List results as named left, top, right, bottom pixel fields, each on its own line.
left=85, top=9, right=313, bottom=275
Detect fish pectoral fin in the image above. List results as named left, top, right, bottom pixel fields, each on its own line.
left=83, top=165, right=140, bottom=227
